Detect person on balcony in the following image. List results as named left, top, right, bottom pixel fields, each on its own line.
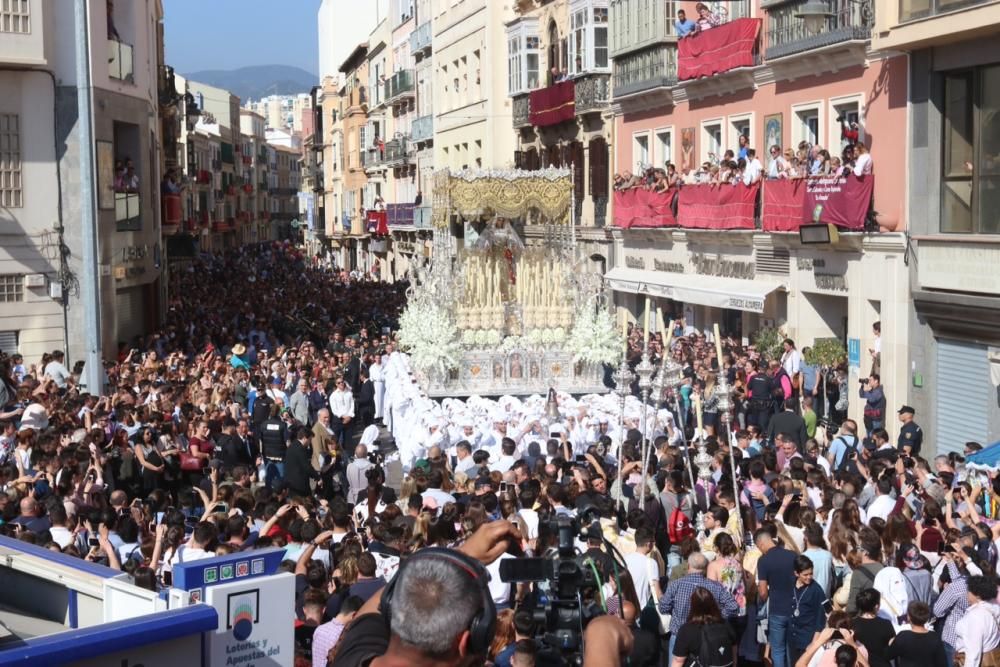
left=743, top=149, right=763, bottom=186
left=161, top=169, right=182, bottom=195
left=737, top=134, right=750, bottom=160
left=695, top=3, right=722, bottom=31
left=767, top=146, right=789, bottom=179
left=853, top=143, right=873, bottom=177
left=675, top=9, right=698, bottom=38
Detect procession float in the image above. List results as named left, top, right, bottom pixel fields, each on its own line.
left=397, top=168, right=620, bottom=397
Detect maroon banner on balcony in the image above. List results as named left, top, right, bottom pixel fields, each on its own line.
left=162, top=193, right=182, bottom=226
left=529, top=80, right=575, bottom=127
left=365, top=210, right=389, bottom=236
left=677, top=18, right=761, bottom=81
left=676, top=182, right=758, bottom=230
left=613, top=188, right=677, bottom=228
left=762, top=174, right=874, bottom=231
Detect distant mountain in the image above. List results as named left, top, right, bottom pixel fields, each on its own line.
left=183, top=65, right=318, bottom=102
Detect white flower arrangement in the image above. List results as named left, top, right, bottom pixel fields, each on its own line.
left=461, top=330, right=477, bottom=347
left=486, top=329, right=502, bottom=346
left=497, top=336, right=523, bottom=355
left=474, top=330, right=489, bottom=346
left=397, top=300, right=463, bottom=375
left=552, top=327, right=567, bottom=343
left=540, top=328, right=554, bottom=345
left=565, top=300, right=624, bottom=366
left=527, top=329, right=543, bottom=346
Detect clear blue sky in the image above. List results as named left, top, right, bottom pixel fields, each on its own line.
left=163, top=0, right=319, bottom=74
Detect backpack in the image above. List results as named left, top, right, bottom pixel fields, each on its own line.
left=873, top=566, right=909, bottom=629
left=668, top=501, right=694, bottom=544
left=252, top=393, right=274, bottom=426
left=695, top=622, right=735, bottom=667
left=834, top=435, right=859, bottom=473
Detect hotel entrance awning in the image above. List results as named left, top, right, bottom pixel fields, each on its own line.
left=604, top=267, right=785, bottom=314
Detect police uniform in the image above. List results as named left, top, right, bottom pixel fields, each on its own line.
left=898, top=421, right=923, bottom=455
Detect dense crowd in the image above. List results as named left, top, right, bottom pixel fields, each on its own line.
left=2, top=243, right=999, bottom=667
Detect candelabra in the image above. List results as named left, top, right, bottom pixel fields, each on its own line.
left=714, top=372, right=743, bottom=541
left=612, top=356, right=635, bottom=509
left=634, top=347, right=656, bottom=497
left=693, top=435, right=715, bottom=533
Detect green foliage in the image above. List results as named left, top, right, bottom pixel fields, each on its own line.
left=750, top=327, right=785, bottom=362
left=804, top=337, right=847, bottom=368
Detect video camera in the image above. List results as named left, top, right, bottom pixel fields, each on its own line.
left=498, top=511, right=612, bottom=662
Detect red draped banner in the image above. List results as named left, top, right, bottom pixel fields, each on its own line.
left=529, top=80, right=575, bottom=127
left=676, top=182, right=759, bottom=230
left=677, top=18, right=761, bottom=81
left=613, top=188, right=677, bottom=228
left=762, top=174, right=874, bottom=231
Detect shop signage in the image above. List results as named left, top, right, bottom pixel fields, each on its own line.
left=624, top=256, right=646, bottom=270
left=121, top=244, right=150, bottom=263
left=814, top=274, right=848, bottom=292
left=654, top=259, right=686, bottom=273
left=690, top=253, right=754, bottom=280
left=396, top=241, right=416, bottom=254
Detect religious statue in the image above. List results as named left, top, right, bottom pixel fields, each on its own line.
left=509, top=354, right=523, bottom=380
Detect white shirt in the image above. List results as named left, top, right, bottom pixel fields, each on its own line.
left=328, top=389, right=355, bottom=419
left=49, top=526, right=74, bottom=549
left=853, top=152, right=873, bottom=176
left=866, top=494, right=896, bottom=523
left=422, top=488, right=457, bottom=506
left=44, top=360, right=72, bottom=388
left=486, top=553, right=515, bottom=605
left=490, top=454, right=516, bottom=473
left=957, top=601, right=1000, bottom=667
left=624, top=551, right=656, bottom=605
left=767, top=156, right=787, bottom=179
left=742, top=158, right=763, bottom=185
left=455, top=455, right=478, bottom=476
left=782, top=348, right=802, bottom=376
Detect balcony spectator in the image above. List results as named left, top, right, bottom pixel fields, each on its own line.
left=853, top=142, right=873, bottom=177
left=695, top=2, right=722, bottom=31
left=161, top=169, right=182, bottom=195
left=675, top=9, right=698, bottom=38
left=838, top=116, right=860, bottom=147
left=665, top=162, right=680, bottom=188
left=414, top=191, right=422, bottom=206
left=113, top=160, right=126, bottom=192
left=743, top=149, right=762, bottom=185
left=767, top=145, right=788, bottom=179
left=807, top=146, right=825, bottom=176
left=107, top=0, right=120, bottom=40
left=829, top=156, right=845, bottom=177
left=737, top=135, right=750, bottom=160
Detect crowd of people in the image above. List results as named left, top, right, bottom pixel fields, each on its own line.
left=2, top=242, right=999, bottom=667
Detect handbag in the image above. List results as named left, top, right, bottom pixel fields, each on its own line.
left=179, top=450, right=202, bottom=472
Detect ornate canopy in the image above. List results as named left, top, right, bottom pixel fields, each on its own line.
left=432, top=168, right=572, bottom=227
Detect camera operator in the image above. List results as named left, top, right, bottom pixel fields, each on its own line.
left=328, top=521, right=634, bottom=667
left=858, top=374, right=886, bottom=437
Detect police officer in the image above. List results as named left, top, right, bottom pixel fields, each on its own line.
left=746, top=359, right=774, bottom=434
left=259, top=403, right=289, bottom=485
left=896, top=405, right=923, bottom=456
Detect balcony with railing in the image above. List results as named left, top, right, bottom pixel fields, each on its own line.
left=115, top=192, right=141, bottom=230
left=414, top=205, right=433, bottom=229
left=161, top=193, right=182, bottom=234
left=765, top=0, right=874, bottom=61
left=612, top=44, right=678, bottom=98
left=384, top=69, right=415, bottom=106
left=411, top=114, right=434, bottom=144
left=677, top=18, right=762, bottom=81
left=410, top=21, right=433, bottom=54
left=512, top=94, right=532, bottom=129
left=108, top=39, right=134, bottom=83
left=384, top=138, right=409, bottom=167
left=574, top=73, right=611, bottom=115
left=529, top=80, right=575, bottom=127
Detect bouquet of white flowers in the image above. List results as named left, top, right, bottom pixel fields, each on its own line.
left=397, top=301, right=463, bottom=375
left=565, top=300, right=624, bottom=366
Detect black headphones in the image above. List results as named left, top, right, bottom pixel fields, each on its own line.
left=378, top=547, right=497, bottom=656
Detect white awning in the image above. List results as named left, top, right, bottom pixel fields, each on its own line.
left=604, top=267, right=784, bottom=314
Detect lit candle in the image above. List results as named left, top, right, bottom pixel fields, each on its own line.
left=714, top=323, right=723, bottom=366
left=693, top=394, right=704, bottom=438
left=644, top=297, right=651, bottom=338
left=665, top=319, right=675, bottom=349
left=656, top=307, right=665, bottom=336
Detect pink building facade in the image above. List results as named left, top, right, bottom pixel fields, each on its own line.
left=607, top=0, right=912, bottom=426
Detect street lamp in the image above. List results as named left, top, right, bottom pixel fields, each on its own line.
left=795, top=0, right=833, bottom=34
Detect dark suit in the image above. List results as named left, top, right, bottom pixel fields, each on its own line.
left=343, top=357, right=363, bottom=394
left=356, top=379, right=376, bottom=427
left=283, top=441, right=318, bottom=498
left=767, top=409, right=808, bottom=449
left=220, top=433, right=258, bottom=470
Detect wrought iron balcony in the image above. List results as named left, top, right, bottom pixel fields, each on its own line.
left=574, top=73, right=611, bottom=115
left=384, top=69, right=415, bottom=105
left=384, top=138, right=409, bottom=166
left=512, top=93, right=531, bottom=129
left=410, top=21, right=432, bottom=54
left=411, top=114, right=434, bottom=144
left=612, top=44, right=678, bottom=99
left=765, top=0, right=874, bottom=61
left=109, top=38, right=135, bottom=83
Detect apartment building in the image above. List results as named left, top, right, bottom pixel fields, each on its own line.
left=869, top=1, right=1000, bottom=453
left=506, top=0, right=615, bottom=272
left=433, top=0, right=517, bottom=172
left=240, top=109, right=271, bottom=245
left=0, top=0, right=168, bottom=360
left=608, top=0, right=909, bottom=430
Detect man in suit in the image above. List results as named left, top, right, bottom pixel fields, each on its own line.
left=356, top=368, right=376, bottom=428
left=283, top=426, right=319, bottom=498
left=767, top=398, right=808, bottom=451
left=221, top=418, right=259, bottom=470
left=343, top=346, right=364, bottom=394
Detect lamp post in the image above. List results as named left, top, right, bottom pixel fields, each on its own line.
left=794, top=0, right=834, bottom=34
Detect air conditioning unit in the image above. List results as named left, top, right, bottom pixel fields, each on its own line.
left=24, top=274, right=46, bottom=288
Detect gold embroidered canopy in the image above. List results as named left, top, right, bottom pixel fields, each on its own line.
left=432, top=168, right=572, bottom=228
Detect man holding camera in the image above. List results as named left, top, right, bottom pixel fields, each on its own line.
left=858, top=373, right=886, bottom=437
left=329, top=520, right=634, bottom=667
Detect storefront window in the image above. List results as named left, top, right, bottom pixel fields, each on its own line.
left=940, top=65, right=1000, bottom=234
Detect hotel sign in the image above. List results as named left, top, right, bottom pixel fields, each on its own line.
left=691, top=252, right=755, bottom=279
left=624, top=256, right=646, bottom=270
